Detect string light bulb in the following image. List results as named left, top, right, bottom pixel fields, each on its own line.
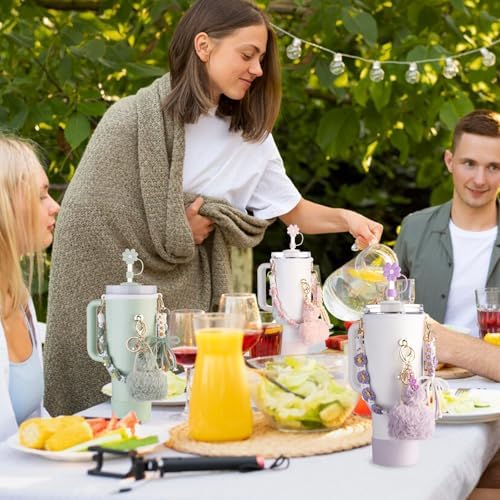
left=405, top=62, right=420, bottom=84
left=272, top=23, right=498, bottom=85
left=329, top=53, right=345, bottom=76
left=443, top=57, right=458, bottom=79
left=369, top=61, right=385, bottom=82
left=286, top=38, right=302, bottom=60
left=480, top=47, right=496, bottom=67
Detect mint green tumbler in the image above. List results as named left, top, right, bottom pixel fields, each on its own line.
left=87, top=250, right=160, bottom=422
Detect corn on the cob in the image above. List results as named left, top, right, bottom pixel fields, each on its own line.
left=18, top=418, right=53, bottom=449
left=45, top=421, right=93, bottom=451
left=19, top=416, right=90, bottom=450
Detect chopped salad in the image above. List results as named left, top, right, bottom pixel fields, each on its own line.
left=252, top=356, right=358, bottom=430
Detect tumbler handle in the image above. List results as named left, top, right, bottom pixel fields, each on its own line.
left=257, top=263, right=272, bottom=312
left=87, top=299, right=103, bottom=362
left=347, top=322, right=363, bottom=393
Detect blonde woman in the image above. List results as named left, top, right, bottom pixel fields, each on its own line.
left=0, top=135, right=60, bottom=440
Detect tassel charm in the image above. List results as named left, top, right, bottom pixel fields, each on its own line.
left=388, top=339, right=436, bottom=440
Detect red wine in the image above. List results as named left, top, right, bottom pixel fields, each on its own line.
left=477, top=309, right=500, bottom=338
left=173, top=346, right=197, bottom=367
left=249, top=324, right=283, bottom=358
left=242, top=330, right=262, bottom=353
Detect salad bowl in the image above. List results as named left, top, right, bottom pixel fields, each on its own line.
left=247, top=353, right=358, bottom=432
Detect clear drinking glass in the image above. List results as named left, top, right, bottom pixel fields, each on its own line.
left=475, top=287, right=500, bottom=339
left=169, top=309, right=204, bottom=417
left=249, top=311, right=283, bottom=358
left=218, top=293, right=263, bottom=354
left=395, top=278, right=416, bottom=304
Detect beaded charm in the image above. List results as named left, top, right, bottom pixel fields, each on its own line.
left=353, top=321, right=385, bottom=415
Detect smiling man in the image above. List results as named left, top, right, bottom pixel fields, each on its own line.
left=395, top=109, right=500, bottom=336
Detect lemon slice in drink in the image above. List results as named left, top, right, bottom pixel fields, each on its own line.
left=483, top=333, right=500, bottom=346
left=347, top=268, right=386, bottom=283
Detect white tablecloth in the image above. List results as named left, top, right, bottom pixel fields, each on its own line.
left=0, top=376, right=499, bottom=500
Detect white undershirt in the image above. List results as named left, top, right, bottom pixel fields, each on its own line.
left=183, top=110, right=301, bottom=220
left=444, top=220, right=497, bottom=337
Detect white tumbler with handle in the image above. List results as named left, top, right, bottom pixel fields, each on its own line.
left=256, top=225, right=315, bottom=354
left=347, top=302, right=426, bottom=466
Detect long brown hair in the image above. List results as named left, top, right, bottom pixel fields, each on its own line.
left=164, top=0, right=281, bottom=142
left=0, top=135, right=44, bottom=318
left=452, top=109, right=500, bottom=151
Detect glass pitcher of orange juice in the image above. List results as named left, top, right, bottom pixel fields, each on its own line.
left=188, top=313, right=253, bottom=442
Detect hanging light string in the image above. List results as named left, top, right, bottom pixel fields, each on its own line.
left=271, top=23, right=498, bottom=82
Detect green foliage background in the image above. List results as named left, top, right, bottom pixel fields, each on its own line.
left=1, top=0, right=499, bottom=318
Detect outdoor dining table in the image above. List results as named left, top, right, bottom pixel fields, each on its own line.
left=0, top=375, right=498, bottom=500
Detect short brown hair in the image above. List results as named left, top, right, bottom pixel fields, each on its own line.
left=163, top=0, right=281, bottom=142
left=452, top=109, right=500, bottom=151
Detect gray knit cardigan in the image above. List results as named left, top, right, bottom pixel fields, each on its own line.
left=44, top=74, right=271, bottom=415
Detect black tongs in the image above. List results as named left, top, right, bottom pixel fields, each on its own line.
left=245, top=358, right=306, bottom=399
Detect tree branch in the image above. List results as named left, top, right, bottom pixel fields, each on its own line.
left=267, top=1, right=298, bottom=15
left=268, top=0, right=314, bottom=15
left=34, top=0, right=100, bottom=11
left=305, top=88, right=339, bottom=103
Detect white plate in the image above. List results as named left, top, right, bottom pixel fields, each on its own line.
left=6, top=434, right=96, bottom=461
left=101, top=383, right=186, bottom=407
left=438, top=389, right=500, bottom=424
left=6, top=423, right=169, bottom=462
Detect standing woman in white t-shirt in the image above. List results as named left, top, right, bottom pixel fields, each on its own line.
left=44, top=0, right=382, bottom=416
left=165, top=0, right=383, bottom=246
left=0, top=135, right=60, bottom=440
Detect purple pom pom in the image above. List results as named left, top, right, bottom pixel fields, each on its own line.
left=388, top=386, right=435, bottom=440
left=401, top=384, right=425, bottom=405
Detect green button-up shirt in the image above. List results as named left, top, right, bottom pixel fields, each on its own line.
left=394, top=200, right=500, bottom=322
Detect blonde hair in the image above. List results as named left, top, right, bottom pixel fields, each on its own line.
left=0, top=134, right=44, bottom=318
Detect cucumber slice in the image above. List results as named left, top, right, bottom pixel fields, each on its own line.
left=101, top=435, right=159, bottom=451
left=473, top=401, right=491, bottom=408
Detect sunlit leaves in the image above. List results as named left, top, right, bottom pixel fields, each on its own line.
left=64, top=113, right=91, bottom=150
left=439, top=94, right=474, bottom=131
left=78, top=101, right=107, bottom=117
left=340, top=8, right=378, bottom=46
left=70, top=39, right=106, bottom=61
left=317, top=107, right=360, bottom=158
left=125, top=62, right=166, bottom=79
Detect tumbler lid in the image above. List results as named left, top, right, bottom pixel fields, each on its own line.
left=274, top=224, right=312, bottom=259
left=104, top=249, right=157, bottom=295
left=364, top=303, right=423, bottom=315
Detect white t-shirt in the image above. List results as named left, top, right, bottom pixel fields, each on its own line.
left=183, top=110, right=301, bottom=220
left=443, top=220, right=497, bottom=337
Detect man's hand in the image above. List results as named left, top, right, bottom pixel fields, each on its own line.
left=186, top=196, right=214, bottom=244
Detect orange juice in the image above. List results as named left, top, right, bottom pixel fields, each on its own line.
left=188, top=328, right=253, bottom=442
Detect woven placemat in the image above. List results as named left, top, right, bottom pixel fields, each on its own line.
left=166, top=413, right=372, bottom=458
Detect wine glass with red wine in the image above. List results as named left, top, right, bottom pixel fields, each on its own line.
left=169, top=309, right=204, bottom=417
left=218, top=293, right=262, bottom=355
